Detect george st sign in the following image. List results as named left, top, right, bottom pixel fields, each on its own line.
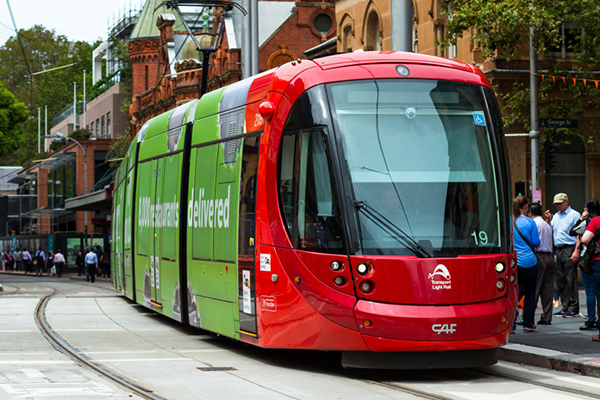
left=540, top=118, right=578, bottom=129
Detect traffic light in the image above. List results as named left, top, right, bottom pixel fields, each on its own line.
left=515, top=181, right=525, bottom=197
left=544, top=139, right=558, bottom=174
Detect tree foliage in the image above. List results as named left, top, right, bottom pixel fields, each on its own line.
left=0, top=81, right=28, bottom=155
left=0, top=25, right=94, bottom=165
left=442, top=0, right=600, bottom=144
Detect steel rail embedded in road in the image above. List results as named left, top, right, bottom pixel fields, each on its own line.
left=34, top=289, right=167, bottom=400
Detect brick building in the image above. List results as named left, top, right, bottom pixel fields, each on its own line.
left=128, top=0, right=335, bottom=136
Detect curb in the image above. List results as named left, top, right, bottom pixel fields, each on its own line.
left=498, top=344, right=600, bottom=378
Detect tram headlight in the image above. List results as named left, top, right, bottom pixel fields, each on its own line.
left=510, top=274, right=516, bottom=283
left=357, top=263, right=369, bottom=275
left=495, top=262, right=506, bottom=273
left=360, top=280, right=374, bottom=293
left=330, top=261, right=342, bottom=271
left=333, top=276, right=346, bottom=286
left=510, top=258, right=517, bottom=268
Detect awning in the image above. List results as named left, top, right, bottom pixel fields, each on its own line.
left=8, top=172, right=37, bottom=185
left=64, top=187, right=113, bottom=212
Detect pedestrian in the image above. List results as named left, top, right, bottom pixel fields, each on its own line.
left=21, top=248, right=31, bottom=274
left=53, top=249, right=66, bottom=278
left=75, top=250, right=84, bottom=276
left=15, top=248, right=22, bottom=272
left=34, top=247, right=45, bottom=277
left=513, top=195, right=541, bottom=333
left=528, top=202, right=554, bottom=325
left=571, top=199, right=600, bottom=331
left=85, top=247, right=98, bottom=283
left=580, top=214, right=600, bottom=342
left=45, top=251, right=54, bottom=276
left=94, top=245, right=105, bottom=277
left=544, top=193, right=581, bottom=317
left=3, top=249, right=13, bottom=272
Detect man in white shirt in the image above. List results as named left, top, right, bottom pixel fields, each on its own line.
left=544, top=192, right=581, bottom=317
left=529, top=203, right=554, bottom=324
left=84, top=248, right=98, bottom=283
left=53, top=249, right=66, bottom=278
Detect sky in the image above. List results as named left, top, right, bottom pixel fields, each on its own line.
left=0, top=0, right=145, bottom=47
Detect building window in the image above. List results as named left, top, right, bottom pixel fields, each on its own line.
left=365, top=11, right=381, bottom=51
left=343, top=25, right=353, bottom=52
left=550, top=22, right=582, bottom=59
left=96, top=118, right=100, bottom=137
left=314, top=14, right=333, bottom=34
left=106, top=112, right=111, bottom=138
left=90, top=121, right=94, bottom=137
left=145, top=65, right=149, bottom=91
left=101, top=115, right=105, bottom=138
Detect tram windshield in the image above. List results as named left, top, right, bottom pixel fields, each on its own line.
left=328, top=79, right=501, bottom=256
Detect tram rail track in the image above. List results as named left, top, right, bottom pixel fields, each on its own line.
left=34, top=288, right=167, bottom=400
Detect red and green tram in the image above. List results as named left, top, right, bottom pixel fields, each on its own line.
left=111, top=51, right=517, bottom=368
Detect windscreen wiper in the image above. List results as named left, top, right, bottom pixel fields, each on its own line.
left=354, top=201, right=432, bottom=258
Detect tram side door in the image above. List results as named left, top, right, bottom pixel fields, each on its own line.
left=150, top=158, right=164, bottom=304
left=123, top=170, right=135, bottom=300
left=238, top=135, right=260, bottom=335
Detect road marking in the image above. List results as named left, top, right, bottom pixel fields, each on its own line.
left=0, top=330, right=32, bottom=333
left=19, top=369, right=46, bottom=378
left=85, top=350, right=157, bottom=355
left=0, top=361, right=72, bottom=365
left=94, top=357, right=190, bottom=362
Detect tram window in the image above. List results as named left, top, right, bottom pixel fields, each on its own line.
left=278, top=128, right=345, bottom=254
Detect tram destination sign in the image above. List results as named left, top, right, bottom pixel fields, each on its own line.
left=540, top=118, right=578, bottom=129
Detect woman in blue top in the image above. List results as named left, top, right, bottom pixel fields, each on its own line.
left=513, top=195, right=541, bottom=333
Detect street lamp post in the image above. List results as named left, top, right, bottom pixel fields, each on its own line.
left=45, top=132, right=96, bottom=246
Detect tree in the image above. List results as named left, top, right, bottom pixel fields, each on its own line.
left=442, top=0, right=600, bottom=143
left=0, top=81, right=28, bottom=156
left=0, top=26, right=94, bottom=164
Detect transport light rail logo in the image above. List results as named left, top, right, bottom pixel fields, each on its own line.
left=428, top=264, right=452, bottom=290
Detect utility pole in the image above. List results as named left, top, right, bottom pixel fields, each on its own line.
left=529, top=27, right=540, bottom=194
left=391, top=0, right=413, bottom=51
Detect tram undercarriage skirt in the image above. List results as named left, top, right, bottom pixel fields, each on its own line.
left=341, top=349, right=498, bottom=369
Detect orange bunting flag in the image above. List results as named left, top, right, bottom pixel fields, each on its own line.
left=584, top=79, right=587, bottom=87
left=596, top=81, right=599, bottom=89
left=562, top=77, right=566, bottom=84
left=573, top=78, right=577, bottom=85
left=553, top=76, right=556, bottom=83
left=542, top=74, right=545, bottom=80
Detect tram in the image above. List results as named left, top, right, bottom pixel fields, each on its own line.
left=111, top=51, right=517, bottom=369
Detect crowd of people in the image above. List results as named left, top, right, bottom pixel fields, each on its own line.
left=0, top=245, right=109, bottom=280
left=513, top=192, right=600, bottom=343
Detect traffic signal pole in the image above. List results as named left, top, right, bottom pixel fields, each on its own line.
left=530, top=27, right=540, bottom=192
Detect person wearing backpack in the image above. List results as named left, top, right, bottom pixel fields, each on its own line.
left=571, top=199, right=600, bottom=331
left=581, top=213, right=600, bottom=342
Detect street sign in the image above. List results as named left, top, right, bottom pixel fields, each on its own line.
left=540, top=118, right=578, bottom=128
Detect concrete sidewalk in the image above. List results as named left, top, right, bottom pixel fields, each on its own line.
left=499, top=289, right=600, bottom=377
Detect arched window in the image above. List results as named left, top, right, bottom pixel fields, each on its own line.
left=342, top=25, right=353, bottom=52
left=365, top=11, right=381, bottom=51
left=145, top=65, right=149, bottom=91
left=545, top=138, right=586, bottom=213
